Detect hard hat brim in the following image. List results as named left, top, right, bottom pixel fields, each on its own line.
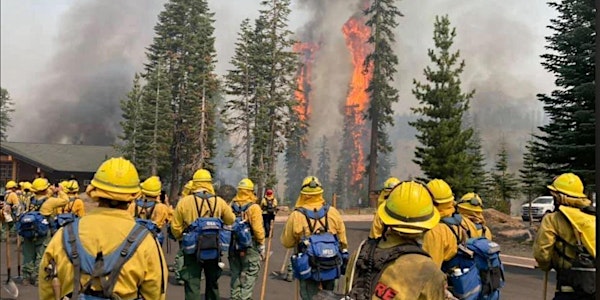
left=457, top=203, right=483, bottom=213
left=433, top=196, right=454, bottom=204
left=378, top=203, right=440, bottom=234
left=91, top=178, right=140, bottom=194
left=141, top=189, right=161, bottom=197
left=547, top=184, right=586, bottom=198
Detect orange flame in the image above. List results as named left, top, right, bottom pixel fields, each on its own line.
left=342, top=15, right=373, bottom=185
left=293, top=42, right=319, bottom=121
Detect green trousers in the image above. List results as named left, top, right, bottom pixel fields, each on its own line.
left=0, top=222, right=15, bottom=240
left=22, top=235, right=49, bottom=283
left=181, top=254, right=222, bottom=300
left=299, top=279, right=335, bottom=300
left=229, top=248, right=261, bottom=300
left=174, top=246, right=183, bottom=281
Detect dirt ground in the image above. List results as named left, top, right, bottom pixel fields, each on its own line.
left=483, top=209, right=537, bottom=257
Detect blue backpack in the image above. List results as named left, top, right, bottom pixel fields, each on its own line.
left=230, top=203, right=255, bottom=252
left=134, top=199, right=164, bottom=245
left=62, top=219, right=161, bottom=299
left=52, top=197, right=79, bottom=230
left=17, top=198, right=50, bottom=239
left=467, top=237, right=505, bottom=300
left=181, top=192, right=223, bottom=261
left=441, top=214, right=482, bottom=300
left=291, top=205, right=343, bottom=281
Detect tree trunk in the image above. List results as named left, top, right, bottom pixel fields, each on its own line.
left=151, top=62, right=161, bottom=176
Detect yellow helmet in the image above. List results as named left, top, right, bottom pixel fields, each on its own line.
left=5, top=180, right=17, bottom=189
left=31, top=178, right=51, bottom=192
left=457, top=192, right=484, bottom=212
left=547, top=173, right=586, bottom=198
left=90, top=157, right=140, bottom=194
left=140, top=176, right=162, bottom=197
left=383, top=177, right=401, bottom=191
left=65, top=180, right=80, bottom=193
left=21, top=181, right=32, bottom=191
left=426, top=179, right=454, bottom=204
left=378, top=181, right=440, bottom=234
left=192, top=169, right=212, bottom=182
left=300, top=176, right=323, bottom=195
left=237, top=178, right=255, bottom=190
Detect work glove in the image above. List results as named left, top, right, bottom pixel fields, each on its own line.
left=341, top=249, right=349, bottom=275
left=258, top=245, right=266, bottom=261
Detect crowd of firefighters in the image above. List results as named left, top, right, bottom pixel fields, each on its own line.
left=0, top=155, right=595, bottom=300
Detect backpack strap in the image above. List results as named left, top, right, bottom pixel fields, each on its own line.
left=193, top=193, right=217, bottom=218
left=64, top=219, right=150, bottom=298
left=135, top=199, right=156, bottom=220
left=28, top=197, right=45, bottom=212
left=297, top=205, right=330, bottom=233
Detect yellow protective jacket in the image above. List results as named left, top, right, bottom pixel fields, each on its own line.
left=346, top=234, right=447, bottom=300
left=533, top=197, right=593, bottom=272
left=128, top=198, right=171, bottom=228
left=422, top=204, right=479, bottom=268
left=4, top=191, right=20, bottom=207
left=280, top=193, right=348, bottom=250
left=31, top=191, right=69, bottom=217
left=38, top=207, right=167, bottom=300
left=232, top=190, right=265, bottom=245
left=457, top=208, right=492, bottom=240
left=171, top=184, right=236, bottom=240
left=376, top=190, right=391, bottom=208
left=260, top=196, right=278, bottom=214
left=56, top=196, right=86, bottom=217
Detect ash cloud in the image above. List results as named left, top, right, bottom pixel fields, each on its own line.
left=10, top=0, right=164, bottom=145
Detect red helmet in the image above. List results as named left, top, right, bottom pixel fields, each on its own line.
left=265, top=189, right=274, bottom=196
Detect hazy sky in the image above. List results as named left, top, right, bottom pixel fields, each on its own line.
left=1, top=0, right=559, bottom=177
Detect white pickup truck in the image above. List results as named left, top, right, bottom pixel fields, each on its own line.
left=521, top=196, right=554, bottom=221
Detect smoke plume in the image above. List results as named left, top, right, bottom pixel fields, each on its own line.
left=10, top=0, right=164, bottom=145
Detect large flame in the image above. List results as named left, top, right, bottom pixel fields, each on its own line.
left=342, top=16, right=373, bottom=185
left=293, top=42, right=319, bottom=121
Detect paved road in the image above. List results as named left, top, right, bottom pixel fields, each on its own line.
left=0, top=222, right=555, bottom=300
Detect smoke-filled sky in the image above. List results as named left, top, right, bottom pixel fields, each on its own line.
left=1, top=0, right=557, bottom=176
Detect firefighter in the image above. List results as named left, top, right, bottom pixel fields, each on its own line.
left=38, top=157, right=168, bottom=299
left=421, top=179, right=479, bottom=268
left=456, top=192, right=492, bottom=240
left=346, top=181, right=447, bottom=299
left=170, top=180, right=193, bottom=285
left=229, top=178, right=265, bottom=300
left=19, top=181, right=33, bottom=213
left=377, top=177, right=400, bottom=208
left=281, top=176, right=348, bottom=300
left=260, top=188, right=278, bottom=237
left=1, top=180, right=20, bottom=240
left=533, top=173, right=596, bottom=300
left=57, top=180, right=86, bottom=217
left=171, top=169, right=236, bottom=300
left=128, top=176, right=171, bottom=228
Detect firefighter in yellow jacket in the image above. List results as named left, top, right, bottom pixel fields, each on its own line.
left=57, top=180, right=86, bottom=217
left=281, top=176, right=348, bottom=300
left=128, top=176, right=171, bottom=228
left=260, top=188, right=278, bottom=237
left=421, top=179, right=479, bottom=268
left=171, top=169, right=236, bottom=300
left=456, top=192, right=492, bottom=240
left=229, top=178, right=265, bottom=300
left=38, top=158, right=168, bottom=300
left=346, top=181, right=447, bottom=300
left=18, top=178, right=69, bottom=286
left=2, top=180, right=20, bottom=240
left=533, top=173, right=595, bottom=300
left=377, top=177, right=401, bottom=208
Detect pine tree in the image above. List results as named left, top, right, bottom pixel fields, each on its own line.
left=376, top=151, right=393, bottom=188
left=284, top=111, right=311, bottom=202
left=223, top=18, right=257, bottom=176
left=533, top=0, right=595, bottom=191
left=410, top=15, right=475, bottom=196
left=316, top=136, right=332, bottom=192
left=0, top=87, right=15, bottom=141
left=467, top=128, right=489, bottom=195
left=491, top=140, right=519, bottom=213
left=143, top=0, right=219, bottom=198
left=118, top=73, right=144, bottom=163
left=250, top=0, right=298, bottom=193
left=520, top=135, right=547, bottom=224
left=363, top=0, right=403, bottom=198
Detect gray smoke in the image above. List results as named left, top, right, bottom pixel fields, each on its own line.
left=10, top=0, right=164, bottom=145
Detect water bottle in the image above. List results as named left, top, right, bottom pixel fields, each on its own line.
left=462, top=268, right=469, bottom=274
left=453, top=268, right=463, bottom=277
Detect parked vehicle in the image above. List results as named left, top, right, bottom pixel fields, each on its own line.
left=521, top=196, right=554, bottom=221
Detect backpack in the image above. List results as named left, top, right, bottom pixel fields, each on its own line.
left=230, top=202, right=255, bottom=252
left=441, top=214, right=482, bottom=300
left=133, top=199, right=164, bottom=245
left=181, top=192, right=223, bottom=261
left=63, top=219, right=155, bottom=299
left=291, top=205, right=343, bottom=281
left=52, top=197, right=79, bottom=230
left=17, top=197, right=50, bottom=239
left=348, top=239, right=430, bottom=300
left=555, top=206, right=596, bottom=295
left=264, top=199, right=276, bottom=214
left=467, top=237, right=505, bottom=300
